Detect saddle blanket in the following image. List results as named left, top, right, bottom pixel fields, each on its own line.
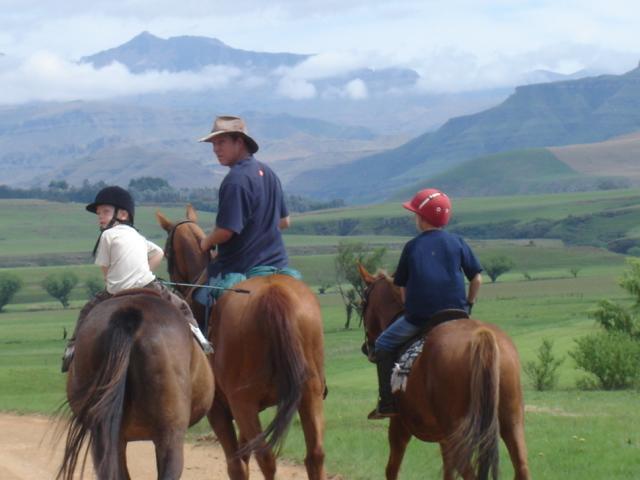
left=194, top=266, right=302, bottom=305
left=390, top=338, right=424, bottom=393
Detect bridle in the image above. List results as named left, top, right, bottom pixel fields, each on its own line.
left=163, top=220, right=208, bottom=296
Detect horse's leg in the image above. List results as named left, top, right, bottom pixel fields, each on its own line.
left=297, top=385, right=326, bottom=480
left=385, top=417, right=412, bottom=480
left=153, top=430, right=186, bottom=480
left=119, top=438, right=131, bottom=480
left=230, top=402, right=276, bottom=480
left=500, top=417, right=530, bottom=480
left=207, top=398, right=249, bottom=480
left=439, top=442, right=474, bottom=480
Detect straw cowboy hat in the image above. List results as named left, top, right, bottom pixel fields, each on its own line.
left=198, top=115, right=259, bottom=154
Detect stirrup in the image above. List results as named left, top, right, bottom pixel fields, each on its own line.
left=367, top=402, right=398, bottom=420
left=190, top=324, right=214, bottom=354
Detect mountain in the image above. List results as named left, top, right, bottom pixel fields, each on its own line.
left=0, top=101, right=403, bottom=189
left=76, top=32, right=508, bottom=136
left=291, top=64, right=640, bottom=202
left=80, top=31, right=309, bottom=73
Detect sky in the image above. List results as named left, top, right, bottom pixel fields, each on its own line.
left=2, top=0, right=640, bottom=104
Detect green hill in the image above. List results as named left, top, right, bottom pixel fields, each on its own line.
left=393, top=148, right=631, bottom=198
left=290, top=188, right=640, bottom=254
left=293, top=65, right=640, bottom=203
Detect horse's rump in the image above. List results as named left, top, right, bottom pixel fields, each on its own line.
left=214, top=275, right=323, bottom=453
left=59, top=293, right=213, bottom=480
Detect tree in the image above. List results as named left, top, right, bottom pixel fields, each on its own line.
left=569, top=267, right=581, bottom=278
left=128, top=176, right=170, bottom=192
left=0, top=273, right=22, bottom=312
left=42, top=271, right=79, bottom=308
left=334, top=241, right=387, bottom=328
left=85, top=277, right=104, bottom=299
left=482, top=255, right=515, bottom=283
left=570, top=258, right=640, bottom=389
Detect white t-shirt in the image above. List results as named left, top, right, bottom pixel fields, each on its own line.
left=94, top=224, right=164, bottom=294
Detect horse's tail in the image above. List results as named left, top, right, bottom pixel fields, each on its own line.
left=447, top=327, right=500, bottom=480
left=243, top=282, right=307, bottom=455
left=57, top=307, right=143, bottom=480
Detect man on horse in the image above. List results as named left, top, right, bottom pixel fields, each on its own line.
left=61, top=185, right=212, bottom=372
left=369, top=188, right=483, bottom=419
left=197, top=115, right=291, bottom=282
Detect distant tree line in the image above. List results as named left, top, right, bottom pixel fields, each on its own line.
left=0, top=177, right=345, bottom=213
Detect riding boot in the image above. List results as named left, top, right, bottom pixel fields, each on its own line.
left=190, top=324, right=214, bottom=354
left=61, top=340, right=75, bottom=373
left=368, top=349, right=398, bottom=420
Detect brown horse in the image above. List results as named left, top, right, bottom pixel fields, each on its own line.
left=359, top=265, right=530, bottom=480
left=157, top=205, right=326, bottom=480
left=57, top=290, right=214, bottom=480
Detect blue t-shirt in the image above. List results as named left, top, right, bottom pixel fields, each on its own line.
left=393, top=229, right=482, bottom=326
left=210, top=156, right=289, bottom=276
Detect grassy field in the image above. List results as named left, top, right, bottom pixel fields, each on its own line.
left=1, top=197, right=640, bottom=478
left=1, top=255, right=638, bottom=479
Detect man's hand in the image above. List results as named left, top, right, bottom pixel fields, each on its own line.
left=200, top=227, right=234, bottom=253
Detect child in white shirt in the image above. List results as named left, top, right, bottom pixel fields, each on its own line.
left=61, top=186, right=212, bottom=372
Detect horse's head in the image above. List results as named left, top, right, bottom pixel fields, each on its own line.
left=156, top=204, right=209, bottom=294
left=358, top=264, right=404, bottom=362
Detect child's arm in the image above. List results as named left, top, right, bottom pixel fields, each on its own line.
left=467, top=273, right=482, bottom=307
left=148, top=250, right=163, bottom=271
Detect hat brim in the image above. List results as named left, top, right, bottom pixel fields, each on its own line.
left=86, top=202, right=98, bottom=214
left=198, top=130, right=259, bottom=154
left=402, top=201, right=419, bottom=214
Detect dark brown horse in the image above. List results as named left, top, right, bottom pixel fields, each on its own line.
left=359, top=265, right=530, bottom=480
left=58, top=290, right=214, bottom=480
left=157, top=205, right=326, bottom=480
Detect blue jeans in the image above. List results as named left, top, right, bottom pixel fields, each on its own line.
left=375, top=315, right=421, bottom=353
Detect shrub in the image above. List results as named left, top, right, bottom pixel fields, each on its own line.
left=0, top=273, right=22, bottom=312
left=523, top=338, right=564, bottom=391
left=41, top=271, right=79, bottom=308
left=570, top=332, right=640, bottom=390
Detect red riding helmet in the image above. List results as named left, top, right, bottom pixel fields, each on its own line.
left=402, top=188, right=451, bottom=227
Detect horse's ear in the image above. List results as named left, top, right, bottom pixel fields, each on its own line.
left=186, top=203, right=198, bottom=222
left=156, top=210, right=173, bottom=232
left=358, top=263, right=376, bottom=285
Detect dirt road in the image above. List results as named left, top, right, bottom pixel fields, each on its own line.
left=0, top=413, right=312, bottom=479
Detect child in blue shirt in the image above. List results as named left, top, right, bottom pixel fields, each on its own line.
left=369, top=188, right=483, bottom=419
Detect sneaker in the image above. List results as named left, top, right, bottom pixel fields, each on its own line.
left=61, top=345, right=74, bottom=373
left=190, top=324, right=214, bottom=354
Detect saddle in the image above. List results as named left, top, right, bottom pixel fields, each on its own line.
left=112, top=287, right=162, bottom=298
left=390, top=309, right=469, bottom=393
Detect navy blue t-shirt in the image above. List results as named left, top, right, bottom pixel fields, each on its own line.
left=394, top=229, right=482, bottom=326
left=211, top=156, right=289, bottom=276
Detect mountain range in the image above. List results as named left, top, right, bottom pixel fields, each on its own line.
left=292, top=63, right=640, bottom=202
left=1, top=32, right=638, bottom=204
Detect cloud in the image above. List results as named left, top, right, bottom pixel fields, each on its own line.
left=344, top=79, right=368, bottom=99
left=276, top=76, right=317, bottom=99
left=0, top=52, right=243, bottom=104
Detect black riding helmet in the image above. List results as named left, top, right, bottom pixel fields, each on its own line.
left=86, top=186, right=135, bottom=224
